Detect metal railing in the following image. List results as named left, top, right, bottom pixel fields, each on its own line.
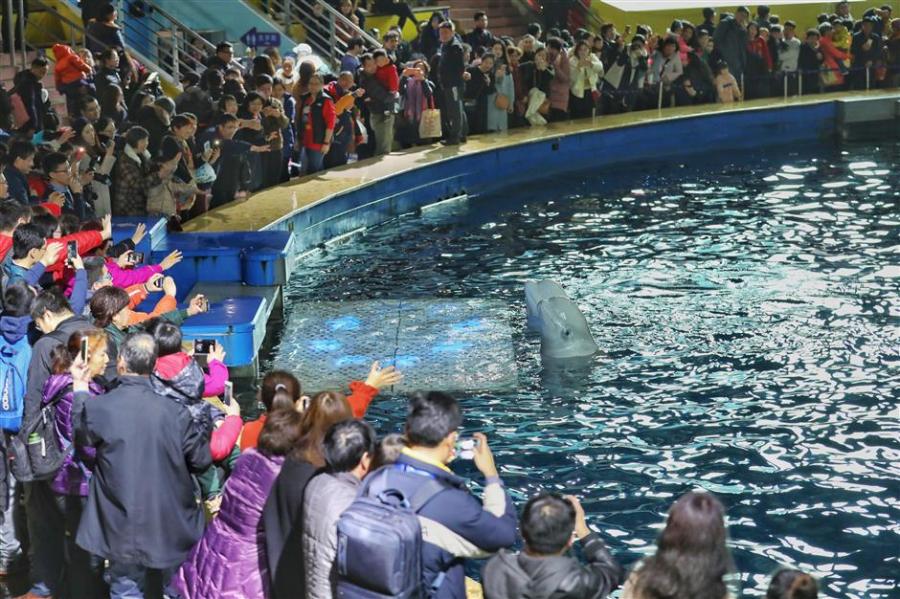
left=257, top=0, right=380, bottom=68
left=2, top=0, right=113, bottom=74
left=113, top=0, right=242, bottom=84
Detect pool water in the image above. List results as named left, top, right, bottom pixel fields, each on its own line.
left=272, top=141, right=900, bottom=598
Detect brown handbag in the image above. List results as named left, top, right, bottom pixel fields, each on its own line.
left=494, top=93, right=510, bottom=111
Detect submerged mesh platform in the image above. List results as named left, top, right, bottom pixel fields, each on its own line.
left=274, top=299, right=518, bottom=393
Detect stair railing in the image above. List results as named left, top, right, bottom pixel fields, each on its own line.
left=258, top=0, right=381, bottom=69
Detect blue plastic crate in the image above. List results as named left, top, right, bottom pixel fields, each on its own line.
left=180, top=296, right=268, bottom=367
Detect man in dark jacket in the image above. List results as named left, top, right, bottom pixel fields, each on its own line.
left=483, top=494, right=624, bottom=599
left=205, top=41, right=234, bottom=72
left=361, top=391, right=517, bottom=599
left=359, top=53, right=396, bottom=156
left=71, top=333, right=212, bottom=598
left=3, top=140, right=36, bottom=205
left=850, top=16, right=883, bottom=89
left=94, top=47, right=122, bottom=100
left=438, top=21, right=469, bottom=145
left=713, top=6, right=749, bottom=82
left=464, top=11, right=495, bottom=56
left=698, top=7, right=717, bottom=37
left=13, top=57, right=49, bottom=133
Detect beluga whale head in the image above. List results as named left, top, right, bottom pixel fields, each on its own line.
left=537, top=296, right=599, bottom=360
left=524, top=279, right=598, bottom=361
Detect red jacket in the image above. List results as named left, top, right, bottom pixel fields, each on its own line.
left=52, top=44, right=92, bottom=86
left=0, top=234, right=11, bottom=262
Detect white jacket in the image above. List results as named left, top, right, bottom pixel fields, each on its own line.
left=569, top=52, right=604, bottom=98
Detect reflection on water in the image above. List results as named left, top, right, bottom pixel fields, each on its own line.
left=274, top=141, right=900, bottom=598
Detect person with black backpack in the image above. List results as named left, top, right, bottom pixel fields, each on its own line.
left=19, top=288, right=94, bottom=598
left=482, top=493, right=624, bottom=599
left=337, top=391, right=517, bottom=599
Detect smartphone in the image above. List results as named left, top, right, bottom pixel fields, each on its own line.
left=66, top=240, right=78, bottom=264
left=194, top=339, right=216, bottom=355
left=213, top=139, right=221, bottom=148
left=149, top=276, right=164, bottom=291
left=456, top=438, right=478, bottom=460
left=130, top=251, right=144, bottom=264
left=74, top=146, right=87, bottom=161
left=194, top=339, right=215, bottom=368
left=79, top=337, right=88, bottom=362
left=203, top=140, right=211, bottom=153
left=198, top=295, right=210, bottom=312
left=223, top=381, right=233, bottom=406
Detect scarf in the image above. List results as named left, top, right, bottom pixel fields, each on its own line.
left=404, top=78, right=426, bottom=122
left=123, top=143, right=151, bottom=166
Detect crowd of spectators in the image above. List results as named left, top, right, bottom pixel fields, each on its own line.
left=0, top=2, right=886, bottom=598
left=0, top=3, right=895, bottom=226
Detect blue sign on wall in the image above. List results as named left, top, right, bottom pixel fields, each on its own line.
left=240, top=27, right=281, bottom=48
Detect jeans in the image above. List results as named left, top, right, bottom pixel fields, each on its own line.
left=370, top=112, right=396, bottom=156
left=24, top=481, right=65, bottom=596
left=301, top=147, right=325, bottom=175
left=106, top=561, right=177, bottom=599
left=440, top=86, right=466, bottom=144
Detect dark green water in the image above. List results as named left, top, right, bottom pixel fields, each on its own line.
left=273, top=140, right=900, bottom=598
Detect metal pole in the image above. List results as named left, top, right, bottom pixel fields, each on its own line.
left=657, top=80, right=663, bottom=110
left=6, top=0, right=16, bottom=69
left=16, top=0, right=25, bottom=69
left=798, top=70, right=803, bottom=97
left=328, top=9, right=338, bottom=67
left=783, top=73, right=788, bottom=100
left=865, top=66, right=870, bottom=91
left=740, top=73, right=745, bottom=101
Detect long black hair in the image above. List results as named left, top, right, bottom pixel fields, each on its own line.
left=631, top=492, right=735, bottom=599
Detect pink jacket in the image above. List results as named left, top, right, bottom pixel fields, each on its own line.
left=549, top=52, right=571, bottom=111
left=106, top=260, right=162, bottom=288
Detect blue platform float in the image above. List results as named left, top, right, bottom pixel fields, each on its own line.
left=110, top=218, right=295, bottom=375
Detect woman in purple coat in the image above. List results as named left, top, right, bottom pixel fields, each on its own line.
left=173, top=404, right=303, bottom=599
left=38, top=328, right=110, bottom=598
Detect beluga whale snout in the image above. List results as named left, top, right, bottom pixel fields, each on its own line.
left=524, top=280, right=598, bottom=361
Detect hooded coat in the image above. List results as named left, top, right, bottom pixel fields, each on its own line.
left=152, top=352, right=240, bottom=462
left=173, top=449, right=284, bottom=599
left=482, top=532, right=624, bottom=599
left=52, top=44, right=91, bottom=86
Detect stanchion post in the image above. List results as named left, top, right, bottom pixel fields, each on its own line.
left=657, top=80, right=663, bottom=110
left=798, top=71, right=803, bottom=97
left=784, top=73, right=788, bottom=100
left=866, top=66, right=870, bottom=91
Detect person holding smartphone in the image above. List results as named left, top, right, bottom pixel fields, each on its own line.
left=483, top=494, right=624, bottom=599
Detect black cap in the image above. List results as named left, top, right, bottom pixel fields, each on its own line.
left=216, top=41, right=233, bottom=53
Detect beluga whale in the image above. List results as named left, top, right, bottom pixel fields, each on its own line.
left=524, top=280, right=598, bottom=361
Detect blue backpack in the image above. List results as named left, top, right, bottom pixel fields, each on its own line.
left=0, top=335, right=31, bottom=433
left=336, top=464, right=447, bottom=599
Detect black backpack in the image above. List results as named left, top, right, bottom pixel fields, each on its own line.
left=8, top=386, right=70, bottom=483
left=336, top=465, right=447, bottom=599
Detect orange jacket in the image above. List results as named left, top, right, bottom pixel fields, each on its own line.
left=126, top=288, right=178, bottom=325
left=52, top=44, right=91, bottom=86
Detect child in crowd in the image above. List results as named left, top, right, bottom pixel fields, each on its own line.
left=714, top=62, right=742, bottom=103
left=373, top=48, right=400, bottom=109
left=767, top=569, right=818, bottom=598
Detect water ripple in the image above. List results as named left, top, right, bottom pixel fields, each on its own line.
left=273, top=141, right=900, bottom=598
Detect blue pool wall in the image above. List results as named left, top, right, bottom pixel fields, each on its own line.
left=264, top=102, right=839, bottom=247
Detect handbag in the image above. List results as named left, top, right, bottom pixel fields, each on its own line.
left=9, top=92, right=28, bottom=130
left=418, top=96, right=442, bottom=139
left=494, top=93, right=510, bottom=111
left=538, top=98, right=551, bottom=115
